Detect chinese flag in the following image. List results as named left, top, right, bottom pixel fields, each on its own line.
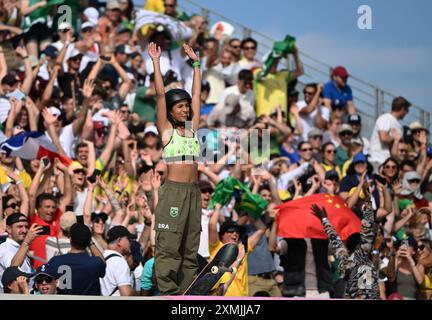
left=275, top=194, right=361, bottom=240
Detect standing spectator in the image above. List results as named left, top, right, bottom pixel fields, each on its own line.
left=100, top=226, right=135, bottom=296
left=48, top=223, right=105, bottom=295
left=238, top=38, right=263, bottom=70
left=323, top=66, right=357, bottom=115
left=369, top=97, right=411, bottom=170
left=298, top=83, right=330, bottom=140
left=98, top=1, right=122, bottom=46
left=335, top=124, right=353, bottom=168
left=197, top=180, right=214, bottom=261
left=348, top=114, right=370, bottom=155
left=163, top=0, right=190, bottom=21
left=45, top=211, right=76, bottom=261
left=229, top=38, right=242, bottom=62
left=0, top=213, right=41, bottom=292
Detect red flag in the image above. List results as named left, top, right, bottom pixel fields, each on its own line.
left=275, top=194, right=361, bottom=240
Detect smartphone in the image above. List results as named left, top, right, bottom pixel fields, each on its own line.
left=87, top=169, right=101, bottom=184
left=373, top=174, right=387, bottom=186
left=100, top=55, right=111, bottom=61
left=39, top=225, right=51, bottom=235
left=42, top=158, right=50, bottom=167
left=401, top=239, right=409, bottom=248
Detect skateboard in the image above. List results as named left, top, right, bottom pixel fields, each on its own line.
left=184, top=243, right=238, bottom=295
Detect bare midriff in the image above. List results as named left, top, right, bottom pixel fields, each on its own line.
left=166, top=163, right=198, bottom=183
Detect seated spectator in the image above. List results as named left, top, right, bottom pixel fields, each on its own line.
left=323, top=66, right=356, bottom=115
left=320, top=142, right=342, bottom=180
left=48, top=223, right=105, bottom=295
left=323, top=114, right=342, bottom=148
left=399, top=171, right=429, bottom=209
left=31, top=264, right=57, bottom=295
left=335, top=124, right=353, bottom=168
left=307, top=129, right=324, bottom=162
left=348, top=114, right=370, bottom=155
left=1, top=266, right=32, bottom=294
left=298, top=83, right=330, bottom=140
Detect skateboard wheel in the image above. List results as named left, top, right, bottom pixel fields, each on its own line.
left=231, top=267, right=237, bottom=274
left=211, top=266, right=219, bottom=274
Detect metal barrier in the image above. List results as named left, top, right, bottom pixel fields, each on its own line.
left=133, top=0, right=431, bottom=137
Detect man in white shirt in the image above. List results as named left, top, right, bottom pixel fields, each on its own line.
left=197, top=181, right=214, bottom=260
left=100, top=226, right=136, bottom=296
left=369, top=97, right=411, bottom=169
left=298, top=83, right=330, bottom=141
left=207, top=69, right=256, bottom=127
left=0, top=213, right=42, bottom=292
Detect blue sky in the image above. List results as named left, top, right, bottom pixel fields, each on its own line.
left=179, top=0, right=432, bottom=115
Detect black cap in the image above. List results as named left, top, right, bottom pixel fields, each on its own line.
left=348, top=114, right=361, bottom=125
left=1, top=267, right=33, bottom=288
left=42, top=45, right=59, bottom=59
left=198, top=180, right=214, bottom=193
left=218, top=221, right=246, bottom=240
left=115, top=44, right=132, bottom=55
left=165, top=89, right=192, bottom=110
left=6, top=213, right=28, bottom=226
left=325, top=170, right=340, bottom=182
left=34, top=264, right=57, bottom=280
left=107, top=226, right=134, bottom=243
left=91, top=212, right=108, bottom=222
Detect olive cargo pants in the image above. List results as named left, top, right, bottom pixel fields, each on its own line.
left=154, top=180, right=202, bottom=295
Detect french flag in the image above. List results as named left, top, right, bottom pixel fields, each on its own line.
left=0, top=131, right=72, bottom=166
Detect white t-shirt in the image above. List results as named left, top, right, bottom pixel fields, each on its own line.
left=0, top=238, right=32, bottom=292
left=74, top=189, right=92, bottom=217
left=297, top=100, right=331, bottom=141
left=45, top=123, right=76, bottom=158
left=45, top=237, right=71, bottom=261
left=100, top=250, right=132, bottom=296
left=369, top=113, right=403, bottom=164
left=198, top=209, right=212, bottom=258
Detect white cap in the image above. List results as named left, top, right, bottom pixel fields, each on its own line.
left=58, top=22, right=72, bottom=31
left=48, top=107, right=61, bottom=117
left=66, top=48, right=83, bottom=60
left=83, top=7, right=99, bottom=25
left=81, top=21, right=95, bottom=30
left=144, top=125, right=159, bottom=136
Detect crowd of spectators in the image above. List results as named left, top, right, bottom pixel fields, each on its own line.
left=0, top=0, right=431, bottom=299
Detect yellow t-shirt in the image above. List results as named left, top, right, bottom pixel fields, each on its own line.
left=0, top=166, right=32, bottom=189
left=254, top=70, right=290, bottom=117
left=209, top=240, right=251, bottom=297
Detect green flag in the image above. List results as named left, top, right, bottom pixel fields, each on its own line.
left=208, top=177, right=268, bottom=219
left=259, top=34, right=296, bottom=79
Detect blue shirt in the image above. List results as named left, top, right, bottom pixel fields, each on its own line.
left=48, top=252, right=106, bottom=295
left=246, top=225, right=275, bottom=275
left=323, top=80, right=353, bottom=110
left=140, top=258, right=159, bottom=295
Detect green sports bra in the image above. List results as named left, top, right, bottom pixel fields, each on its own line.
left=162, top=128, right=201, bottom=163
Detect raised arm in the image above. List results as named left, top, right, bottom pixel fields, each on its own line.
left=289, top=46, right=304, bottom=81
left=6, top=171, right=29, bottom=216
left=148, top=43, right=169, bottom=134
left=98, top=119, right=119, bottom=170
left=15, top=47, right=34, bottom=95
left=358, top=187, right=376, bottom=256
left=28, top=158, right=51, bottom=217
left=21, top=0, right=47, bottom=16
left=108, top=55, right=132, bottom=101
left=5, top=98, right=20, bottom=138
left=183, top=43, right=201, bottom=130
left=42, top=108, right=67, bottom=157
left=209, top=203, right=221, bottom=245
left=72, top=79, right=94, bottom=136
left=97, top=176, right=125, bottom=225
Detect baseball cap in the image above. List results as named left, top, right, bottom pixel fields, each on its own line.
left=409, top=121, right=428, bottom=133
left=42, top=45, right=59, bottom=59
left=66, top=48, right=83, bottom=61
left=83, top=7, right=99, bottom=25
left=339, top=124, right=353, bottom=134
left=347, top=114, right=361, bottom=125
left=1, top=73, right=19, bottom=86
left=47, top=106, right=62, bottom=117
left=2, top=266, right=33, bottom=288
left=308, top=129, right=323, bottom=139
left=34, top=264, right=57, bottom=280
left=59, top=211, right=77, bottom=232
left=115, top=44, right=133, bottom=55
left=352, top=152, right=367, bottom=164
left=91, top=212, right=108, bottom=222
left=198, top=180, right=214, bottom=193
left=81, top=21, right=95, bottom=31
left=218, top=221, right=246, bottom=239
left=58, top=22, right=72, bottom=31
left=6, top=213, right=28, bottom=226
left=107, top=225, right=134, bottom=243
left=144, top=125, right=159, bottom=136
left=325, top=170, right=340, bottom=182
left=106, top=0, right=121, bottom=10
left=351, top=137, right=364, bottom=146
left=332, top=66, right=349, bottom=78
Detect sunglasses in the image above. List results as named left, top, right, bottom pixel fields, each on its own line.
left=325, top=150, right=336, bottom=154
left=304, top=91, right=315, bottom=95
left=408, top=179, right=420, bottom=184
left=385, top=165, right=397, bottom=169
left=93, top=218, right=105, bottom=224
left=340, top=132, right=353, bottom=137
left=300, top=148, right=313, bottom=152
left=225, top=228, right=240, bottom=234
left=82, top=27, right=94, bottom=33
left=164, top=4, right=175, bottom=7
left=6, top=203, right=18, bottom=209
left=243, top=46, right=256, bottom=51
left=231, top=45, right=240, bottom=49
left=73, top=169, right=86, bottom=175
left=36, top=276, right=54, bottom=284
left=311, top=136, right=322, bottom=140
left=201, top=189, right=213, bottom=194
left=59, top=29, right=70, bottom=33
